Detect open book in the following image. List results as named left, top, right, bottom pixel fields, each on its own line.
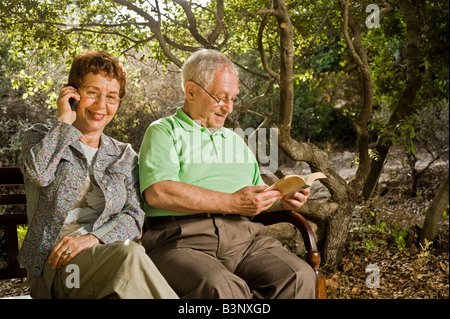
left=264, top=172, right=326, bottom=197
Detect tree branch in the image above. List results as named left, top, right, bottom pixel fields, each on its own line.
left=112, top=0, right=182, bottom=67
left=257, top=3, right=281, bottom=82
left=341, top=0, right=369, bottom=77
left=295, top=6, right=333, bottom=67
left=232, top=59, right=269, bottom=80
left=205, top=0, right=228, bottom=46
left=173, top=0, right=215, bottom=49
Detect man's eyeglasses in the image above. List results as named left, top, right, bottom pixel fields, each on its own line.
left=79, top=87, right=122, bottom=105
left=189, top=80, right=241, bottom=107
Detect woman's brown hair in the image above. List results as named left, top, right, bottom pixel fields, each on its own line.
left=67, top=51, right=127, bottom=99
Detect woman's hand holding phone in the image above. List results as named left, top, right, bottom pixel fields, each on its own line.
left=57, top=85, right=80, bottom=125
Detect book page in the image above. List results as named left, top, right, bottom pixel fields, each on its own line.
left=306, top=172, right=327, bottom=185
left=265, top=175, right=307, bottom=197
left=265, top=172, right=326, bottom=197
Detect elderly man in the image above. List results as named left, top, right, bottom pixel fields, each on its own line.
left=139, top=49, right=316, bottom=299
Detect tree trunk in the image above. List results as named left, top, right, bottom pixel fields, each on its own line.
left=340, top=0, right=373, bottom=192
left=420, top=171, right=449, bottom=242
left=362, top=0, right=423, bottom=200
left=273, top=0, right=356, bottom=265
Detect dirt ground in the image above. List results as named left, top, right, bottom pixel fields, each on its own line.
left=1, top=147, right=448, bottom=299
left=320, top=148, right=449, bottom=299
left=271, top=146, right=448, bottom=299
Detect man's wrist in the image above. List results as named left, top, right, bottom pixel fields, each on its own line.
left=265, top=200, right=284, bottom=212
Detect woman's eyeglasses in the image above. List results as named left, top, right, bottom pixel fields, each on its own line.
left=79, top=87, right=121, bottom=105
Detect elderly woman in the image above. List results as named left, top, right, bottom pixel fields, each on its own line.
left=18, top=51, right=178, bottom=299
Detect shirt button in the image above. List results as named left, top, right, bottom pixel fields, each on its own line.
left=102, top=180, right=107, bottom=184
left=107, top=186, right=112, bottom=191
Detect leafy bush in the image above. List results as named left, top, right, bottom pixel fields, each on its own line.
left=350, top=220, right=410, bottom=253
left=17, top=225, right=27, bottom=249
left=291, top=81, right=356, bottom=145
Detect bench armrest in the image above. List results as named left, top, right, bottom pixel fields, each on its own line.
left=252, top=210, right=327, bottom=299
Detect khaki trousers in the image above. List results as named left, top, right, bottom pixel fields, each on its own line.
left=143, top=215, right=316, bottom=299
left=27, top=240, right=178, bottom=299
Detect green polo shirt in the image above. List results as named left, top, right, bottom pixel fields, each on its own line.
left=138, top=107, right=265, bottom=217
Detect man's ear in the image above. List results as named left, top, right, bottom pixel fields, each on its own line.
left=184, top=81, right=197, bottom=102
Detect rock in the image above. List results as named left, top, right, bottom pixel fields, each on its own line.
left=265, top=219, right=320, bottom=256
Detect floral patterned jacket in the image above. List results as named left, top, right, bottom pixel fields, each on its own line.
left=18, top=122, right=145, bottom=277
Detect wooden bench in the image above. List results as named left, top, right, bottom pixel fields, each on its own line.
left=0, top=167, right=326, bottom=298
left=253, top=211, right=327, bottom=299
left=0, top=167, right=27, bottom=280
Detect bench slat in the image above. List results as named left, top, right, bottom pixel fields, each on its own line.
left=0, top=194, right=27, bottom=206
left=0, top=167, right=24, bottom=185
left=0, top=213, right=27, bottom=225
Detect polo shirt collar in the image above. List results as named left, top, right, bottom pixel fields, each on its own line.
left=175, top=107, right=227, bottom=138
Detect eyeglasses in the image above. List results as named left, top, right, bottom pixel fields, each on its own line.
left=79, top=87, right=122, bottom=105
left=189, top=80, right=241, bottom=107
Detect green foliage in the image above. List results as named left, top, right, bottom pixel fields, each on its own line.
left=305, top=34, right=344, bottom=76
left=291, top=81, right=356, bottom=144
left=292, top=81, right=334, bottom=141
left=351, top=218, right=410, bottom=253
left=0, top=0, right=448, bottom=160
left=415, top=239, right=433, bottom=266
left=368, top=1, right=449, bottom=156
left=0, top=39, right=57, bottom=166
left=350, top=220, right=388, bottom=253
left=392, top=224, right=409, bottom=252
left=17, top=225, right=28, bottom=249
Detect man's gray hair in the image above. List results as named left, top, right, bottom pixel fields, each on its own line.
left=181, top=49, right=238, bottom=91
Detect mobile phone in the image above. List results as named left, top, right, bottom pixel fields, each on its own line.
left=69, top=97, right=79, bottom=111
left=66, top=84, right=79, bottom=111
